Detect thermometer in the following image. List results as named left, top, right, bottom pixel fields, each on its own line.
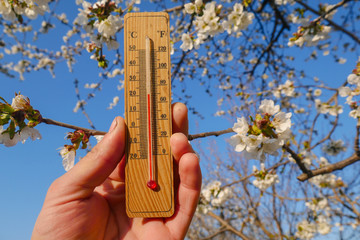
left=124, top=12, right=174, bottom=218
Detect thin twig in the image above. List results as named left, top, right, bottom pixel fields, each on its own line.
left=41, top=118, right=107, bottom=136
left=74, top=79, right=96, bottom=130
left=200, top=226, right=227, bottom=240
left=223, top=160, right=290, bottom=188
left=308, top=80, right=346, bottom=149
left=163, top=5, right=183, bottom=13
left=207, top=211, right=251, bottom=240
left=294, top=0, right=360, bottom=44
left=283, top=145, right=312, bottom=177
left=188, top=128, right=234, bottom=141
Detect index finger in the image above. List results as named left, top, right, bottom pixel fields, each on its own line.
left=172, top=102, right=188, bottom=136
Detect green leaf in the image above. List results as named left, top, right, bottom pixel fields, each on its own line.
left=0, top=113, right=10, bottom=125
left=0, top=96, right=9, bottom=104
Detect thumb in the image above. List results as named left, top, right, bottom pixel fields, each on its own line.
left=53, top=117, right=126, bottom=199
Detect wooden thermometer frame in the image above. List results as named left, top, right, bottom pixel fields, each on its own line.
left=124, top=12, right=174, bottom=218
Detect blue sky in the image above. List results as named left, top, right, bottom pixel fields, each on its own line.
left=1, top=0, right=359, bottom=239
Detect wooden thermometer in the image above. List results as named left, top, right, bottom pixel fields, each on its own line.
left=124, top=12, right=174, bottom=218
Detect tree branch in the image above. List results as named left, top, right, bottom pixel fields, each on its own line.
left=41, top=118, right=107, bottom=136
left=188, top=127, right=234, bottom=141
left=297, top=154, right=360, bottom=181
left=294, top=0, right=360, bottom=44
left=297, top=125, right=360, bottom=181
left=207, top=211, right=251, bottom=240
left=223, top=160, right=290, bottom=188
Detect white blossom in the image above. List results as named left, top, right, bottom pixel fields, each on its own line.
left=0, top=126, right=41, bottom=147
left=314, top=89, right=322, bottom=97
left=184, top=3, right=196, bottom=14
left=349, top=107, right=360, bottom=119
left=259, top=99, right=280, bottom=115
left=59, top=146, right=76, bottom=171
left=275, top=80, right=295, bottom=97
left=198, top=180, right=233, bottom=213
left=107, top=96, right=119, bottom=109
left=252, top=163, right=279, bottom=191
left=229, top=134, right=247, bottom=152
left=0, top=0, right=16, bottom=21
left=232, top=117, right=249, bottom=135
left=262, top=137, right=281, bottom=156
left=73, top=100, right=86, bottom=113
left=11, top=94, right=31, bottom=110
left=211, top=187, right=232, bottom=207
left=230, top=99, right=291, bottom=161
left=347, top=73, right=360, bottom=86
left=310, top=173, right=344, bottom=188
left=305, top=198, right=328, bottom=212
left=214, top=110, right=225, bottom=116
left=295, top=220, right=317, bottom=240
left=339, top=86, right=352, bottom=97
left=0, top=127, right=21, bottom=147
left=84, top=83, right=100, bottom=89
left=244, top=134, right=263, bottom=151
left=272, top=112, right=292, bottom=133
left=317, top=215, right=331, bottom=235
left=323, top=4, right=337, bottom=20
left=180, top=33, right=193, bottom=51
left=74, top=1, right=92, bottom=26
left=106, top=38, right=120, bottom=50
left=0, top=0, right=50, bottom=21
left=322, top=139, right=347, bottom=156
left=288, top=24, right=332, bottom=48
left=184, top=1, right=202, bottom=14
left=328, top=105, right=343, bottom=116
left=315, top=99, right=343, bottom=116
left=96, top=15, right=122, bottom=38
left=338, top=57, right=347, bottom=64
left=222, top=3, right=254, bottom=34
left=19, top=127, right=41, bottom=143
left=275, top=0, right=294, bottom=5
left=94, top=135, right=104, bottom=143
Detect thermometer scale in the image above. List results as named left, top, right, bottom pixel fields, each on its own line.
left=124, top=12, right=174, bottom=218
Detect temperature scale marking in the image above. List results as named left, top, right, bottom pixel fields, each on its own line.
left=124, top=12, right=173, bottom=218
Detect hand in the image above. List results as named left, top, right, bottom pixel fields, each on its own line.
left=32, top=103, right=201, bottom=240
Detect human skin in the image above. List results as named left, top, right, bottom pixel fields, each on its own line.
left=32, top=102, right=202, bottom=240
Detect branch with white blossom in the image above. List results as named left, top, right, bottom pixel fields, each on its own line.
left=188, top=125, right=360, bottom=182
left=297, top=154, right=360, bottom=181
left=294, top=0, right=360, bottom=44
left=297, top=125, right=360, bottom=181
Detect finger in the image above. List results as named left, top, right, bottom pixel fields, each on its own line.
left=170, top=133, right=193, bottom=162
left=166, top=133, right=202, bottom=238
left=52, top=117, right=126, bottom=199
left=172, top=102, right=188, bottom=136
left=107, top=155, right=126, bottom=182
left=109, top=102, right=189, bottom=182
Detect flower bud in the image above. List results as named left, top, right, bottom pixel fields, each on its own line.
left=26, top=110, right=43, bottom=127
left=82, top=132, right=89, bottom=144
left=67, top=131, right=81, bottom=143
left=11, top=94, right=32, bottom=111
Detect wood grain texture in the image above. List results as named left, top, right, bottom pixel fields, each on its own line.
left=124, top=12, right=173, bottom=218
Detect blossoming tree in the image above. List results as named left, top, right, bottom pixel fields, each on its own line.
left=1, top=0, right=360, bottom=239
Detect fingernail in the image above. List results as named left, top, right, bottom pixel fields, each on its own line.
left=109, top=118, right=118, bottom=132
